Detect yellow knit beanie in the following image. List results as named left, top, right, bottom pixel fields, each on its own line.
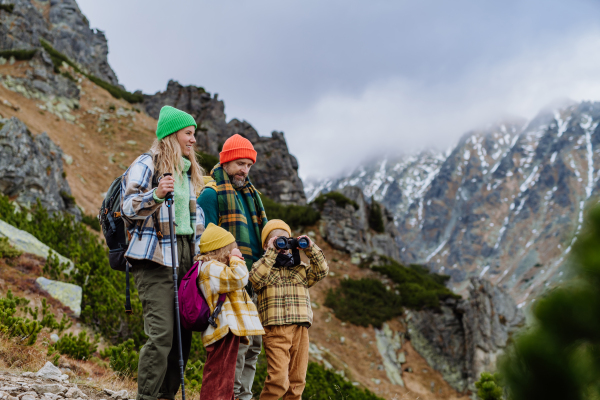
left=261, top=219, right=292, bottom=248
left=200, top=223, right=236, bottom=253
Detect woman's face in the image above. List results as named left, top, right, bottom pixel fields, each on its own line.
left=176, top=126, right=196, bottom=156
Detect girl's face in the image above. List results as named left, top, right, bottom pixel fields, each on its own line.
left=176, top=126, right=196, bottom=156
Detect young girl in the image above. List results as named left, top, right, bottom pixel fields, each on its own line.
left=197, top=223, right=265, bottom=400
left=121, top=106, right=204, bottom=400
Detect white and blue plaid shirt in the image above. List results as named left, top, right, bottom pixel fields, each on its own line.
left=121, top=153, right=204, bottom=268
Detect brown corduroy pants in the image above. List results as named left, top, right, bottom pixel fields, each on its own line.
left=260, top=325, right=309, bottom=400
left=201, top=331, right=241, bottom=400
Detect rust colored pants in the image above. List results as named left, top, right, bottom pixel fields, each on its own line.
left=260, top=325, right=309, bottom=400
left=200, top=331, right=241, bottom=400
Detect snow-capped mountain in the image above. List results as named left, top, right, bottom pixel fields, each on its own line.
left=305, top=102, right=600, bottom=306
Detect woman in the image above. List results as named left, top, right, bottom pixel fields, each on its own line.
left=121, top=105, right=204, bottom=400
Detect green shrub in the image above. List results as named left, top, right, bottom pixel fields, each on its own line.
left=196, top=151, right=219, bottom=174
left=0, top=4, right=14, bottom=13
left=39, top=39, right=142, bottom=103
left=0, top=195, right=146, bottom=347
left=185, top=359, right=204, bottom=393
left=324, top=278, right=403, bottom=328
left=368, top=199, right=385, bottom=233
left=60, top=71, right=77, bottom=82
left=367, top=257, right=459, bottom=311
left=49, top=331, right=97, bottom=360
left=0, top=237, right=22, bottom=258
left=499, top=205, right=600, bottom=400
left=262, top=196, right=321, bottom=230
left=475, top=372, right=503, bottom=400
left=81, top=214, right=100, bottom=232
left=100, top=338, right=139, bottom=377
left=313, top=191, right=359, bottom=211
left=0, top=290, right=42, bottom=345
left=0, top=49, right=36, bottom=60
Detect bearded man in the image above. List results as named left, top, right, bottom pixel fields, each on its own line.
left=196, top=133, right=268, bottom=400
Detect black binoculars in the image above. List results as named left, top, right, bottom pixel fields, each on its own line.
left=274, top=236, right=310, bottom=250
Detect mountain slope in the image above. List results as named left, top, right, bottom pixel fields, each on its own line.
left=307, top=102, right=600, bottom=306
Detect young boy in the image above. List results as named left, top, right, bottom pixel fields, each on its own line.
left=248, top=219, right=329, bottom=400
left=196, top=223, right=265, bottom=400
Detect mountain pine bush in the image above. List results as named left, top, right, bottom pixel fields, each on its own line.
left=49, top=331, right=97, bottom=360
left=100, top=338, right=139, bottom=377
left=474, top=372, right=503, bottom=400
left=262, top=196, right=320, bottom=229
left=500, top=205, right=600, bottom=400
left=313, top=192, right=359, bottom=211
left=0, top=237, right=22, bottom=258
left=368, top=199, right=385, bottom=233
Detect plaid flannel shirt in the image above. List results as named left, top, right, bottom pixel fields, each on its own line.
left=121, top=153, right=203, bottom=267
left=198, top=256, right=265, bottom=346
left=249, top=244, right=329, bottom=327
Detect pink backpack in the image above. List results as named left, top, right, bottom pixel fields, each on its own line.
left=179, top=261, right=226, bottom=331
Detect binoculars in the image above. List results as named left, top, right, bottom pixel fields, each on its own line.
left=274, top=236, right=310, bottom=250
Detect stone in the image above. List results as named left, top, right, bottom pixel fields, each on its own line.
left=374, top=322, right=404, bottom=387
left=31, top=384, right=66, bottom=396
left=63, top=388, right=84, bottom=399
left=0, top=220, right=73, bottom=270
left=17, top=392, right=38, bottom=399
left=34, top=362, right=68, bottom=382
left=21, top=396, right=36, bottom=400
left=35, top=277, right=82, bottom=317
left=0, top=117, right=80, bottom=218
left=50, top=334, right=59, bottom=343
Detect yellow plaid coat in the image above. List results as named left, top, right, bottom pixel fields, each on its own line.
left=249, top=245, right=329, bottom=327
left=198, top=256, right=265, bottom=346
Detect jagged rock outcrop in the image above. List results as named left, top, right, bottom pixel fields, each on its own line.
left=143, top=80, right=306, bottom=205
left=317, top=186, right=400, bottom=260
left=0, top=0, right=120, bottom=86
left=406, top=277, right=524, bottom=392
left=0, top=117, right=80, bottom=218
left=307, top=102, right=600, bottom=305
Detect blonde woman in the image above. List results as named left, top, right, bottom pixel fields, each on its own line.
left=121, top=106, right=204, bottom=400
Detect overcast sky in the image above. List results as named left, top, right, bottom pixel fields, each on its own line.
left=77, top=0, right=600, bottom=179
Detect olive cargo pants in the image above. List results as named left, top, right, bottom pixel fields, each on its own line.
left=133, top=236, right=194, bottom=400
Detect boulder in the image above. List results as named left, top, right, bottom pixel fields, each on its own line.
left=0, top=220, right=73, bottom=270
left=374, top=323, right=404, bottom=386
left=0, top=117, right=80, bottom=219
left=31, top=384, right=66, bottom=396
left=35, top=277, right=82, bottom=317
left=34, top=362, right=69, bottom=382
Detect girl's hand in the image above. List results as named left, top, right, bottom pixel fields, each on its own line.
left=155, top=175, right=175, bottom=199
left=230, top=248, right=243, bottom=260
left=266, top=236, right=277, bottom=249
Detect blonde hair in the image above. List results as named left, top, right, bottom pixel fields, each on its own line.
left=195, top=242, right=238, bottom=264
left=149, top=132, right=204, bottom=195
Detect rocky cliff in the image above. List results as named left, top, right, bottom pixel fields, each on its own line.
left=317, top=186, right=400, bottom=261
left=0, top=116, right=79, bottom=218
left=306, top=102, right=600, bottom=307
left=0, top=0, right=120, bottom=86
left=406, top=278, right=524, bottom=392
left=142, top=80, right=306, bottom=205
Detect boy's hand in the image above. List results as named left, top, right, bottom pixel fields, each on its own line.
left=230, top=248, right=243, bottom=260
left=298, top=235, right=313, bottom=249
left=266, top=236, right=277, bottom=250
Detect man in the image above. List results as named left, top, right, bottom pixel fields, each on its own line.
left=197, top=133, right=268, bottom=400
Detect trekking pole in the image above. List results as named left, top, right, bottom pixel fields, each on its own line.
left=163, top=173, right=186, bottom=400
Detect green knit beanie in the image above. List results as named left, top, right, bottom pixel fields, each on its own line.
left=156, top=106, right=197, bottom=140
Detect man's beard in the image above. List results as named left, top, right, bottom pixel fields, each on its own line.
left=223, top=165, right=247, bottom=188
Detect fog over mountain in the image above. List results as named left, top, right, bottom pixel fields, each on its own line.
left=77, top=0, right=600, bottom=178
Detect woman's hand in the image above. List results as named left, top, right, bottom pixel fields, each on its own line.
left=298, top=235, right=313, bottom=249
left=155, top=175, right=175, bottom=199
left=230, top=248, right=243, bottom=260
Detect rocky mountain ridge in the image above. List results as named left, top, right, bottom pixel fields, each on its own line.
left=306, top=101, right=600, bottom=306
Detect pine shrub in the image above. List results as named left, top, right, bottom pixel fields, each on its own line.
left=313, top=192, right=359, bottom=211
left=100, top=338, right=139, bottom=377
left=0, top=4, right=14, bottom=13
left=81, top=214, right=101, bottom=232
left=500, top=205, right=600, bottom=400
left=368, top=199, right=385, bottom=233
left=0, top=291, right=42, bottom=345
left=0, top=237, right=22, bottom=258
left=474, top=372, right=503, bottom=400
left=49, top=331, right=97, bottom=360
left=324, top=278, right=403, bottom=328
left=196, top=152, right=219, bottom=174
left=0, top=49, right=36, bottom=60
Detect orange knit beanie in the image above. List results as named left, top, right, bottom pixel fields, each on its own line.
left=220, top=134, right=257, bottom=164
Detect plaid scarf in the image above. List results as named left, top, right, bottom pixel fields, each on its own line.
left=211, top=164, right=268, bottom=264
